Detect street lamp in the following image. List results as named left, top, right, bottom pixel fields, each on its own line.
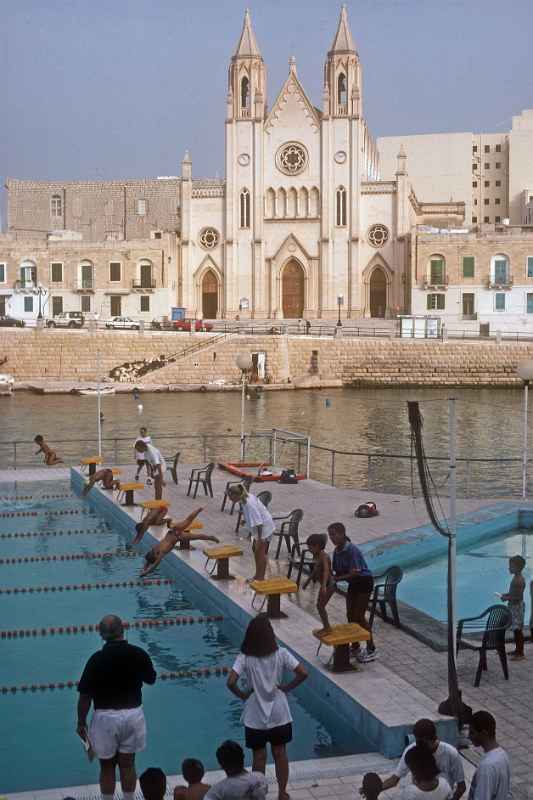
left=35, top=283, right=46, bottom=321
left=336, top=294, right=344, bottom=327
left=236, top=353, right=253, bottom=461
left=517, top=360, right=533, bottom=498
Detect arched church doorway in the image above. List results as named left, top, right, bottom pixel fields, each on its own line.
left=201, top=270, right=218, bottom=318
left=281, top=260, right=304, bottom=318
left=369, top=268, right=387, bottom=318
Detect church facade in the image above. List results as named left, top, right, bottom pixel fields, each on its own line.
left=2, top=8, right=465, bottom=323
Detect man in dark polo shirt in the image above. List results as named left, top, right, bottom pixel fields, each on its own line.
left=77, top=614, right=156, bottom=800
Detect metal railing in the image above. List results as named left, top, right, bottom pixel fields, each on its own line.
left=0, top=430, right=529, bottom=498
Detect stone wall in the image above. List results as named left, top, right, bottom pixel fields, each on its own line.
left=1, top=330, right=532, bottom=386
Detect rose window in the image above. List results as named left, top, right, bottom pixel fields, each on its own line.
left=199, top=227, right=219, bottom=249
left=277, top=142, right=308, bottom=175
left=367, top=224, right=389, bottom=248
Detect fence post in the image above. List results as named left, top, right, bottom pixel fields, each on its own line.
left=297, top=442, right=302, bottom=473
left=243, top=435, right=247, bottom=460
left=331, top=450, right=336, bottom=486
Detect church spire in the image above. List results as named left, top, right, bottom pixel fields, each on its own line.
left=329, top=5, right=356, bottom=54
left=234, top=9, right=261, bottom=58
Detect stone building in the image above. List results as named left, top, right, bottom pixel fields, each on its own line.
left=412, top=226, right=533, bottom=330
left=1, top=7, right=465, bottom=323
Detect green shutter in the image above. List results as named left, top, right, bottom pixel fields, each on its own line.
left=430, top=259, right=444, bottom=284
left=437, top=294, right=445, bottom=310
left=527, top=257, right=533, bottom=278
left=462, top=256, right=475, bottom=278
left=427, top=295, right=433, bottom=311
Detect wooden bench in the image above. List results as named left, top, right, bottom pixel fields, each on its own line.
left=249, top=577, right=298, bottom=619
left=139, top=499, right=169, bottom=520
left=203, top=544, right=243, bottom=580
left=81, top=456, right=103, bottom=476
left=117, top=482, right=144, bottom=506
left=313, top=623, right=371, bottom=673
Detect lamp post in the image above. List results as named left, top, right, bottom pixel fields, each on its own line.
left=35, top=283, right=46, bottom=321
left=517, top=360, right=533, bottom=499
left=236, top=353, right=253, bottom=461
left=336, top=294, right=344, bottom=327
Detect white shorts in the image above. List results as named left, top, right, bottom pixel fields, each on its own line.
left=89, top=706, right=146, bottom=759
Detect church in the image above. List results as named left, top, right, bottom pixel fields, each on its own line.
left=2, top=7, right=466, bottom=323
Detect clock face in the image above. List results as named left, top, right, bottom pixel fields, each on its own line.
left=276, top=142, right=308, bottom=176
left=334, top=150, right=347, bottom=164
left=238, top=153, right=250, bottom=166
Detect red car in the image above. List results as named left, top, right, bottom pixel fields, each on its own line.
left=175, top=319, right=213, bottom=331
left=151, top=318, right=213, bottom=332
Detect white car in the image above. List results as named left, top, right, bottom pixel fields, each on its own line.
left=105, top=316, right=141, bottom=330
left=0, top=373, right=15, bottom=395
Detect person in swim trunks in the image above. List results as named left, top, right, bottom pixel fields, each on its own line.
left=34, top=434, right=63, bottom=466
left=83, top=469, right=121, bottom=496
left=140, top=508, right=219, bottom=576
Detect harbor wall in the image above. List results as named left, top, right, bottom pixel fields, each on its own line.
left=1, top=329, right=532, bottom=387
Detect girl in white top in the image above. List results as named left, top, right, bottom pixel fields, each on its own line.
left=401, top=745, right=452, bottom=800
left=227, top=485, right=275, bottom=581
left=227, top=614, right=308, bottom=800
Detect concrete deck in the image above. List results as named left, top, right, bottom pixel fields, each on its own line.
left=2, top=466, right=525, bottom=798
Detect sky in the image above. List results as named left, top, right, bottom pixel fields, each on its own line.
left=1, top=0, right=532, bottom=227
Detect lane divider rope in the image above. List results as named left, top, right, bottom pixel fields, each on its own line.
left=0, top=615, right=224, bottom=638
left=0, top=667, right=230, bottom=694
left=0, top=509, right=93, bottom=519
left=0, top=528, right=109, bottom=539
left=0, top=494, right=71, bottom=502
left=0, top=550, right=138, bottom=565
left=0, top=579, right=173, bottom=595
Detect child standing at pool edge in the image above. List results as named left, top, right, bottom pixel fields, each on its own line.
left=501, top=554, right=526, bottom=660
left=302, top=534, right=332, bottom=635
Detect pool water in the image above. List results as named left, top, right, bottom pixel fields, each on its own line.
left=0, top=481, right=371, bottom=794
left=398, top=528, right=533, bottom=623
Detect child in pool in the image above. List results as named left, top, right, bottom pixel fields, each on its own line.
left=302, top=533, right=333, bottom=635
left=34, top=434, right=63, bottom=466
left=501, top=554, right=526, bottom=660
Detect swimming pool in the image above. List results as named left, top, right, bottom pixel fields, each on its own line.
left=397, top=527, right=532, bottom=624
left=0, top=480, right=372, bottom=795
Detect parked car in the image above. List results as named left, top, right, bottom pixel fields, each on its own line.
left=0, top=316, right=25, bottom=328
left=46, top=312, right=85, bottom=329
left=151, top=318, right=213, bottom=332
left=105, top=316, right=141, bottom=330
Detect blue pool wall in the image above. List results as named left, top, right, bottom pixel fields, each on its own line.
left=359, top=502, right=533, bottom=574
left=70, top=469, right=457, bottom=758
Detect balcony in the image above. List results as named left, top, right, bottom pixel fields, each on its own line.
left=75, top=278, right=95, bottom=292
left=462, top=313, right=478, bottom=321
left=420, top=276, right=449, bottom=291
left=486, top=276, right=513, bottom=290
left=132, top=278, right=156, bottom=292
left=14, top=278, right=36, bottom=292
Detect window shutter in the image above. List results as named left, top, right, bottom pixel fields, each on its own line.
left=462, top=257, right=475, bottom=278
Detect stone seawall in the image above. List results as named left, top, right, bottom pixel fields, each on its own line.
left=0, top=330, right=531, bottom=387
